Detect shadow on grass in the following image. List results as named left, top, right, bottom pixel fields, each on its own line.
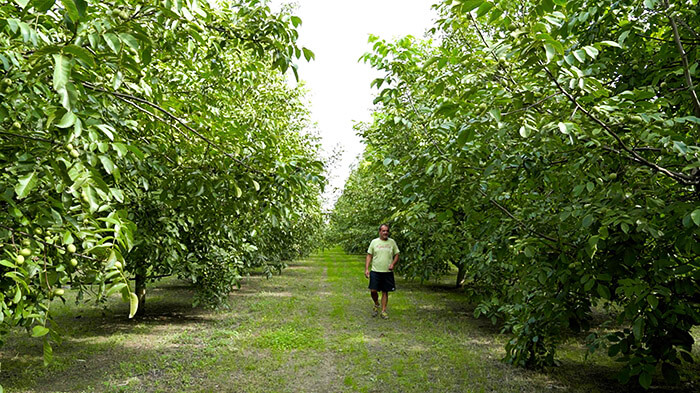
left=399, top=279, right=700, bottom=393
left=0, top=280, right=220, bottom=392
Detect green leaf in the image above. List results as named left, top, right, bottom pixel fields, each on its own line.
left=99, top=155, right=115, bottom=174
left=475, top=1, right=494, bottom=17
left=43, top=339, right=53, bottom=366
left=103, top=33, right=121, bottom=54
left=544, top=43, right=556, bottom=62
left=582, top=46, right=599, bottom=59
left=235, top=185, right=242, bottom=198
left=457, top=127, right=474, bottom=146
left=14, top=0, right=30, bottom=7
left=34, top=0, right=56, bottom=12
left=302, top=47, right=314, bottom=61
left=558, top=122, right=574, bottom=134
left=60, top=0, right=80, bottom=22
left=252, top=180, right=260, bottom=191
left=460, top=0, right=483, bottom=13
left=56, top=111, right=76, bottom=128
left=597, top=284, right=611, bottom=300
left=95, top=124, right=115, bottom=140
left=646, top=294, right=658, bottom=309
left=15, top=172, right=39, bottom=199
left=110, top=188, right=124, bottom=202
left=140, top=44, right=152, bottom=65
left=6, top=18, right=19, bottom=34
left=0, top=259, right=17, bottom=268
left=573, top=49, right=586, bottom=63
left=691, top=209, right=700, bottom=226
left=52, top=54, right=71, bottom=91
left=128, top=292, right=139, bottom=318
left=290, top=16, right=302, bottom=27
left=600, top=40, right=621, bottom=48
left=582, top=214, right=593, bottom=228
left=638, top=371, right=652, bottom=389
left=74, top=0, right=87, bottom=16
left=106, top=282, right=127, bottom=297
left=519, top=126, right=530, bottom=138
left=12, top=286, right=22, bottom=303
left=118, top=33, right=139, bottom=50
left=63, top=45, right=95, bottom=68
left=632, top=318, right=644, bottom=340
left=32, top=325, right=50, bottom=337
left=488, top=108, right=501, bottom=122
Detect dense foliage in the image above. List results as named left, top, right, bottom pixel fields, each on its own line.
left=331, top=0, right=699, bottom=388
left=0, top=0, right=324, bottom=367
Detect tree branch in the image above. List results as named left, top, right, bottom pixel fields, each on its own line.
left=115, top=95, right=193, bottom=144
left=0, top=131, right=56, bottom=144
left=634, top=32, right=699, bottom=44
left=542, top=65, right=698, bottom=185
left=0, top=224, right=98, bottom=261
left=502, top=93, right=562, bottom=116
left=468, top=13, right=517, bottom=90
left=664, top=0, right=700, bottom=118
left=83, top=82, right=260, bottom=173
left=403, top=91, right=446, bottom=156
left=476, top=189, right=562, bottom=246
left=672, top=14, right=700, bottom=41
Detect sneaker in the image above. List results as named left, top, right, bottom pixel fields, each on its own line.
left=380, top=311, right=389, bottom=319
left=372, top=303, right=380, bottom=317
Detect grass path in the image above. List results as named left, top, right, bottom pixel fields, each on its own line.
left=2, top=248, right=697, bottom=392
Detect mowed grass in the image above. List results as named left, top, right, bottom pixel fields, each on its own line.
left=1, top=247, right=699, bottom=392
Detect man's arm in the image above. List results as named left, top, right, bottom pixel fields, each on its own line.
left=388, top=253, right=399, bottom=271
left=365, top=254, right=372, bottom=278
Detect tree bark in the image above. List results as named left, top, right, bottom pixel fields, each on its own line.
left=456, top=263, right=467, bottom=288
left=135, top=270, right=147, bottom=316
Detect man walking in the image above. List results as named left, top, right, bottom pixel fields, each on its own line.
left=365, top=224, right=399, bottom=319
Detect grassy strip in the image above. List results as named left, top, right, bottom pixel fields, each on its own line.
left=1, top=248, right=698, bottom=392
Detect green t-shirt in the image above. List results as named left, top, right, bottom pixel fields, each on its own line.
left=367, top=238, right=400, bottom=272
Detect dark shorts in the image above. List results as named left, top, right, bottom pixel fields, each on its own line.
left=369, top=271, right=396, bottom=292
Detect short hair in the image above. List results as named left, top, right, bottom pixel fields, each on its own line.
left=378, top=224, right=390, bottom=231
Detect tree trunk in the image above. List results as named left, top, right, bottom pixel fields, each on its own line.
left=135, top=270, right=147, bottom=316
left=456, top=264, right=466, bottom=288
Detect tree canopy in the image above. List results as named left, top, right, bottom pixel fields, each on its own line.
left=332, top=0, right=700, bottom=388
left=1, top=0, right=325, bottom=365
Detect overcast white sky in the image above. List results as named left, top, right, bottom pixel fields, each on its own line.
left=272, top=0, right=437, bottom=209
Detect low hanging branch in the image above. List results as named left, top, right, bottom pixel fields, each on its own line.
left=115, top=95, right=194, bottom=144
left=82, top=82, right=261, bottom=174
left=0, top=131, right=56, bottom=144
left=0, top=224, right=98, bottom=261
left=476, top=189, right=564, bottom=248
left=542, top=66, right=699, bottom=186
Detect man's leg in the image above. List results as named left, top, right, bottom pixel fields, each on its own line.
left=370, top=290, right=380, bottom=317
left=381, top=291, right=388, bottom=312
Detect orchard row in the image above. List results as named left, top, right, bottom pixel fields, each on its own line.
left=0, top=0, right=324, bottom=369
left=331, top=0, right=699, bottom=389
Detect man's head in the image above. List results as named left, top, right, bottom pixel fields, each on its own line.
left=378, top=224, right=389, bottom=240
